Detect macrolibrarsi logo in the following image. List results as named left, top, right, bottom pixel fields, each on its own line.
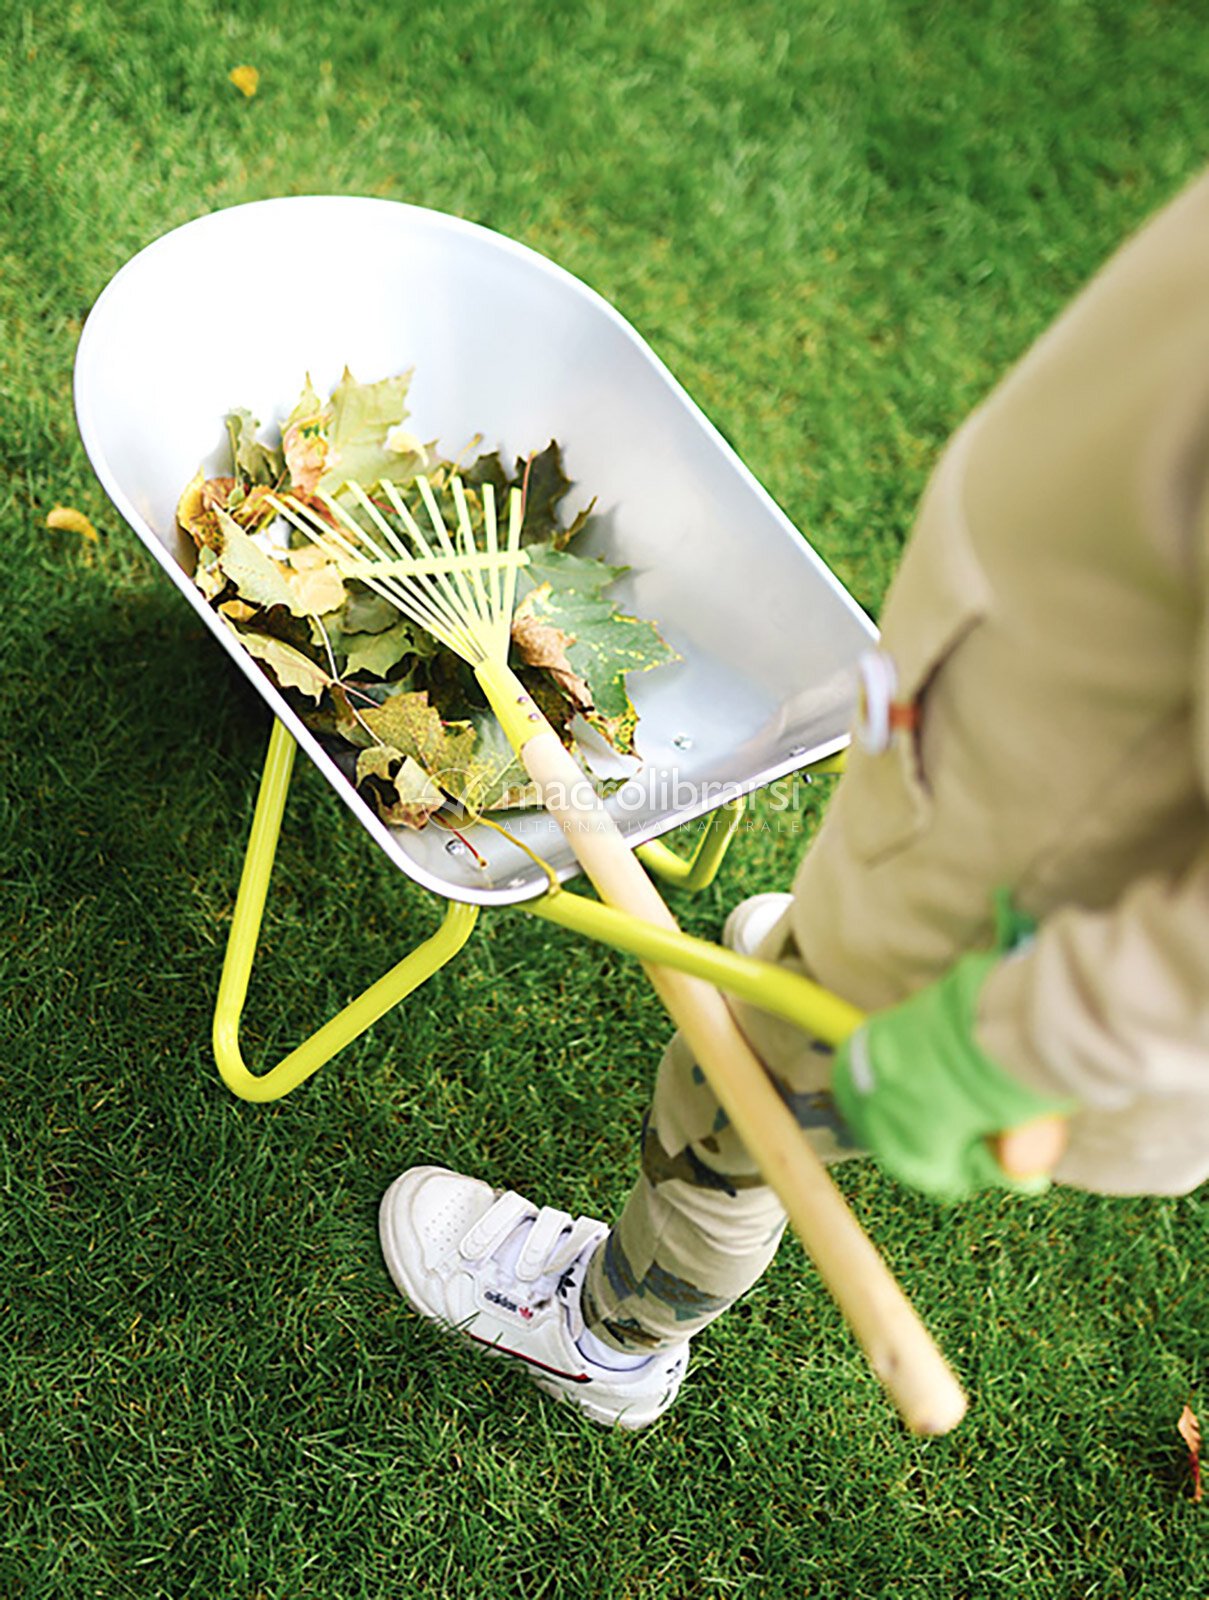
left=428, top=756, right=537, bottom=820
left=430, top=757, right=803, bottom=833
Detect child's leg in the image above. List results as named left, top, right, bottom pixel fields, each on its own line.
left=582, top=920, right=862, bottom=1355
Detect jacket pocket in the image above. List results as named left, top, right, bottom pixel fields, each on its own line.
left=840, top=432, right=993, bottom=866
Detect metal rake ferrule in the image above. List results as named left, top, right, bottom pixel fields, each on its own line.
left=265, top=473, right=527, bottom=666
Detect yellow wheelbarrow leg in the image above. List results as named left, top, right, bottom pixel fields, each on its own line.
left=636, top=798, right=746, bottom=891
left=635, top=750, right=847, bottom=893
left=213, top=719, right=478, bottom=1102
left=806, top=750, right=847, bottom=776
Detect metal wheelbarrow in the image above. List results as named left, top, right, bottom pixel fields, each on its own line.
left=74, top=197, right=964, bottom=1434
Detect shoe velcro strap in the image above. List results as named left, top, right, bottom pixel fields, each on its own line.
left=459, top=1190, right=535, bottom=1261
left=516, top=1205, right=576, bottom=1281
left=522, top=1213, right=605, bottom=1282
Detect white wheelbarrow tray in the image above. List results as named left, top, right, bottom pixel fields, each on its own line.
left=74, top=195, right=875, bottom=907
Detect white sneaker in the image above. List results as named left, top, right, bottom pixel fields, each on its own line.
left=722, top=891, right=793, bottom=957
left=379, top=1166, right=690, bottom=1430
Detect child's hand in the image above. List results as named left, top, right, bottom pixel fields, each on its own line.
left=831, top=949, right=1075, bottom=1201
left=991, top=1116, right=1069, bottom=1180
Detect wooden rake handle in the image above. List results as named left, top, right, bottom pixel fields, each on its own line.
left=518, top=726, right=968, bottom=1436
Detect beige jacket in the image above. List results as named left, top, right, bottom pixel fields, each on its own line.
left=792, top=169, right=1209, bottom=1196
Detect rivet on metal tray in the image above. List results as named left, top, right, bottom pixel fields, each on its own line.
left=445, top=839, right=467, bottom=856
left=672, top=733, right=693, bottom=750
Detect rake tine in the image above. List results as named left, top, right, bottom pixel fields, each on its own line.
left=266, top=474, right=526, bottom=673
left=482, top=481, right=501, bottom=624
left=266, top=492, right=359, bottom=566
left=451, top=476, right=494, bottom=630
left=375, top=480, right=488, bottom=655
left=339, top=479, right=480, bottom=651
left=314, top=485, right=480, bottom=652
left=501, top=486, right=525, bottom=646
left=414, top=474, right=485, bottom=631
left=315, top=487, right=400, bottom=572
left=342, top=480, right=416, bottom=563
left=268, top=492, right=475, bottom=658
left=378, top=479, right=437, bottom=559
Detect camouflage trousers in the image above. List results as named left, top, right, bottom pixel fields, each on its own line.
left=580, top=907, right=861, bottom=1355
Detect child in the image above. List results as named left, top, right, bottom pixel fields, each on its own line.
left=379, top=168, right=1209, bottom=1429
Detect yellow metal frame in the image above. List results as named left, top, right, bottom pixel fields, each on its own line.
left=634, top=802, right=747, bottom=891
left=213, top=719, right=854, bottom=1101
left=634, top=751, right=845, bottom=890
left=213, top=719, right=479, bottom=1101
left=524, top=888, right=862, bottom=1045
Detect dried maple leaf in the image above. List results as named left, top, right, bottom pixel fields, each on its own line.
left=281, top=545, right=346, bottom=617
left=225, top=623, right=332, bottom=702
left=282, top=377, right=330, bottom=494
left=177, top=473, right=236, bottom=549
left=1178, top=1404, right=1202, bottom=1503
left=511, top=605, right=592, bottom=710
left=356, top=690, right=476, bottom=793
left=356, top=748, right=446, bottom=829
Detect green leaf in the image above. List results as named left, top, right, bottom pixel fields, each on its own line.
left=340, top=619, right=427, bottom=678
left=522, top=541, right=629, bottom=594
left=515, top=440, right=595, bottom=549
left=319, top=366, right=420, bottom=494
left=464, top=442, right=593, bottom=548
left=284, top=375, right=325, bottom=433
left=225, top=409, right=284, bottom=486
left=511, top=544, right=678, bottom=754
left=462, top=450, right=510, bottom=501
left=341, top=584, right=404, bottom=635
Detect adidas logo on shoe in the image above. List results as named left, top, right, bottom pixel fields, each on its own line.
left=484, top=1288, right=534, bottom=1320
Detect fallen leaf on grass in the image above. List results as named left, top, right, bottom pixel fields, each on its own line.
left=228, top=65, right=260, bottom=98
left=1178, top=1404, right=1202, bottom=1503
left=46, top=506, right=98, bottom=542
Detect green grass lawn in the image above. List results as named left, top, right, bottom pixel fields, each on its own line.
left=3, top=2, right=1208, bottom=1595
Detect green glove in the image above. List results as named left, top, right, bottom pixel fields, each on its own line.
left=831, top=947, right=1075, bottom=1202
